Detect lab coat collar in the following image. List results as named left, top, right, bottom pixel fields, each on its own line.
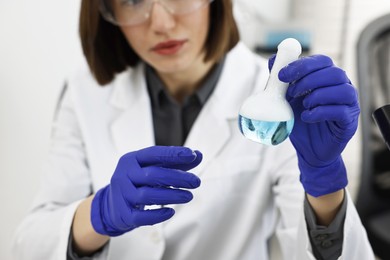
left=108, top=63, right=155, bottom=155
left=108, top=63, right=146, bottom=110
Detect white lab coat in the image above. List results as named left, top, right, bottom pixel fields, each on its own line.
left=12, top=42, right=374, bottom=260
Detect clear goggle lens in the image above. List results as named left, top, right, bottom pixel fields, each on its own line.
left=100, top=0, right=214, bottom=26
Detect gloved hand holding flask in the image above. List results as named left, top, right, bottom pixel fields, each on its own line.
left=270, top=54, right=360, bottom=197
left=91, top=146, right=202, bottom=236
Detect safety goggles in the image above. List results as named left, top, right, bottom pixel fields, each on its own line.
left=99, top=0, right=215, bottom=27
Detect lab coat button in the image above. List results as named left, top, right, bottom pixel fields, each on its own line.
left=315, top=234, right=328, bottom=241
left=321, top=240, right=333, bottom=248
left=150, top=231, right=162, bottom=244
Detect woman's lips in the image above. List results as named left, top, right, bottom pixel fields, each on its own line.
left=151, top=40, right=187, bottom=55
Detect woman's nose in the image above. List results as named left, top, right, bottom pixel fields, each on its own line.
left=149, top=1, right=176, bottom=33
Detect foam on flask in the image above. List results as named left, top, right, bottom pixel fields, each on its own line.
left=238, top=38, right=302, bottom=145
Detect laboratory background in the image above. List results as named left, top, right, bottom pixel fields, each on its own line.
left=1, top=0, right=390, bottom=259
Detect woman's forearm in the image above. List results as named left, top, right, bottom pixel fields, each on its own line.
left=72, top=195, right=110, bottom=256
left=306, top=189, right=345, bottom=226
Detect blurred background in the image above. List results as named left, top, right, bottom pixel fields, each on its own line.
left=1, top=0, right=390, bottom=259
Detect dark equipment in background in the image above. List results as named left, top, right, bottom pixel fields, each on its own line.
left=373, top=105, right=390, bottom=151
left=356, top=13, right=390, bottom=260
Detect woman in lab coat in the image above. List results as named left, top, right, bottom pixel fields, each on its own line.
left=13, top=0, right=374, bottom=259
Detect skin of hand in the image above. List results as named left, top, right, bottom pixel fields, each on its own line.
left=307, top=190, right=345, bottom=226
left=72, top=195, right=108, bottom=256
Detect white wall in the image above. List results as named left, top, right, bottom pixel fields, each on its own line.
left=0, top=1, right=83, bottom=259
left=1, top=1, right=390, bottom=259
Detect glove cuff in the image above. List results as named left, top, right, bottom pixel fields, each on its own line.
left=91, top=186, right=123, bottom=237
left=299, top=156, right=348, bottom=197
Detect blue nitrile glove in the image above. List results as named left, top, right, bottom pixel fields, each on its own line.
left=269, top=54, right=360, bottom=197
left=91, top=146, right=202, bottom=236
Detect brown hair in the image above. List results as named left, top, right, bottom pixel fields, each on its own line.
left=79, top=0, right=239, bottom=86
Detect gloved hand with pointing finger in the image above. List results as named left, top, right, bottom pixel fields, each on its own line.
left=269, top=54, right=360, bottom=197
left=91, top=146, right=202, bottom=236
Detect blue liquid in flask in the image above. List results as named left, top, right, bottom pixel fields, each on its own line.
left=238, top=115, right=294, bottom=145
